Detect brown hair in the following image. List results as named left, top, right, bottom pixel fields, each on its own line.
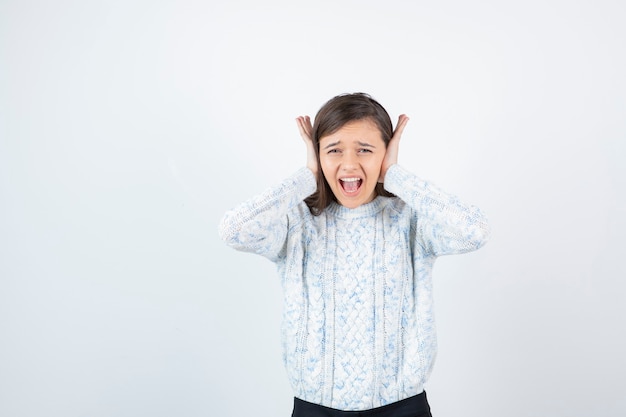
left=305, top=93, right=395, bottom=215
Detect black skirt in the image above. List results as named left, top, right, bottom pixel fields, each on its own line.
left=291, top=391, right=432, bottom=417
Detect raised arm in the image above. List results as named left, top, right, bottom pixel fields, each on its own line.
left=218, top=167, right=316, bottom=261
left=219, top=116, right=318, bottom=261
left=384, top=165, right=490, bottom=256
left=381, top=115, right=489, bottom=256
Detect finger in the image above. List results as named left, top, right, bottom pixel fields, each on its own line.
left=305, top=116, right=313, bottom=135
left=296, top=116, right=309, bottom=127
left=302, top=115, right=312, bottom=136
left=393, top=114, right=410, bottom=138
left=296, top=116, right=313, bottom=140
left=296, top=116, right=306, bottom=134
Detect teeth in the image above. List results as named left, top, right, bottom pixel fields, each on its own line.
left=341, top=178, right=360, bottom=182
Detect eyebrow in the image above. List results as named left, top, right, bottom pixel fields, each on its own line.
left=357, top=141, right=376, bottom=148
left=322, top=141, right=376, bottom=149
left=323, top=141, right=340, bottom=150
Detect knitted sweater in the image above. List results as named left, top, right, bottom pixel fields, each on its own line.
left=219, top=164, right=490, bottom=411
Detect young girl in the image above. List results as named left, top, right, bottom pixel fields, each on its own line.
left=219, top=93, right=490, bottom=417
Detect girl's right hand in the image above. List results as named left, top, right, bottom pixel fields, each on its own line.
left=296, top=115, right=317, bottom=176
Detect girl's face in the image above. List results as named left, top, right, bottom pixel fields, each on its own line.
left=318, top=118, right=386, bottom=209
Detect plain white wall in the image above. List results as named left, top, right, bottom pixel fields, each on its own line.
left=1, top=1, right=624, bottom=416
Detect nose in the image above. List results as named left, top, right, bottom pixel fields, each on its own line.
left=341, top=152, right=358, bottom=171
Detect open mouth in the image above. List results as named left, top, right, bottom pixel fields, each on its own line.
left=339, top=177, right=362, bottom=194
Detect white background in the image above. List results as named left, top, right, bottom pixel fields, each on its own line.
left=1, top=1, right=625, bottom=416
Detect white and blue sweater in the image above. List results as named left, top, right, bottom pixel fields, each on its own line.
left=219, top=164, right=490, bottom=411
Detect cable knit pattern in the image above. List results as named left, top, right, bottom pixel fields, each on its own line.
left=219, top=164, right=490, bottom=411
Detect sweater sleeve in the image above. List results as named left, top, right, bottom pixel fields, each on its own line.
left=218, top=167, right=317, bottom=262
left=383, top=164, right=490, bottom=256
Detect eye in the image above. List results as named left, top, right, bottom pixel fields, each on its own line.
left=327, top=148, right=341, bottom=154
left=358, top=148, right=373, bottom=153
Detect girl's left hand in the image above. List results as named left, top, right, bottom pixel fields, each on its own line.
left=379, top=114, right=410, bottom=183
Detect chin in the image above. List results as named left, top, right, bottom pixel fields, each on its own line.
left=337, top=192, right=377, bottom=209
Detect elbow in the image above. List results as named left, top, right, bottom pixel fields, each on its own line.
left=472, top=214, right=491, bottom=250
left=458, top=209, right=491, bottom=253
left=218, top=211, right=240, bottom=247
left=477, top=225, right=491, bottom=250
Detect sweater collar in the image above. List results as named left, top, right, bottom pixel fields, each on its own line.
left=326, top=196, right=389, bottom=219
